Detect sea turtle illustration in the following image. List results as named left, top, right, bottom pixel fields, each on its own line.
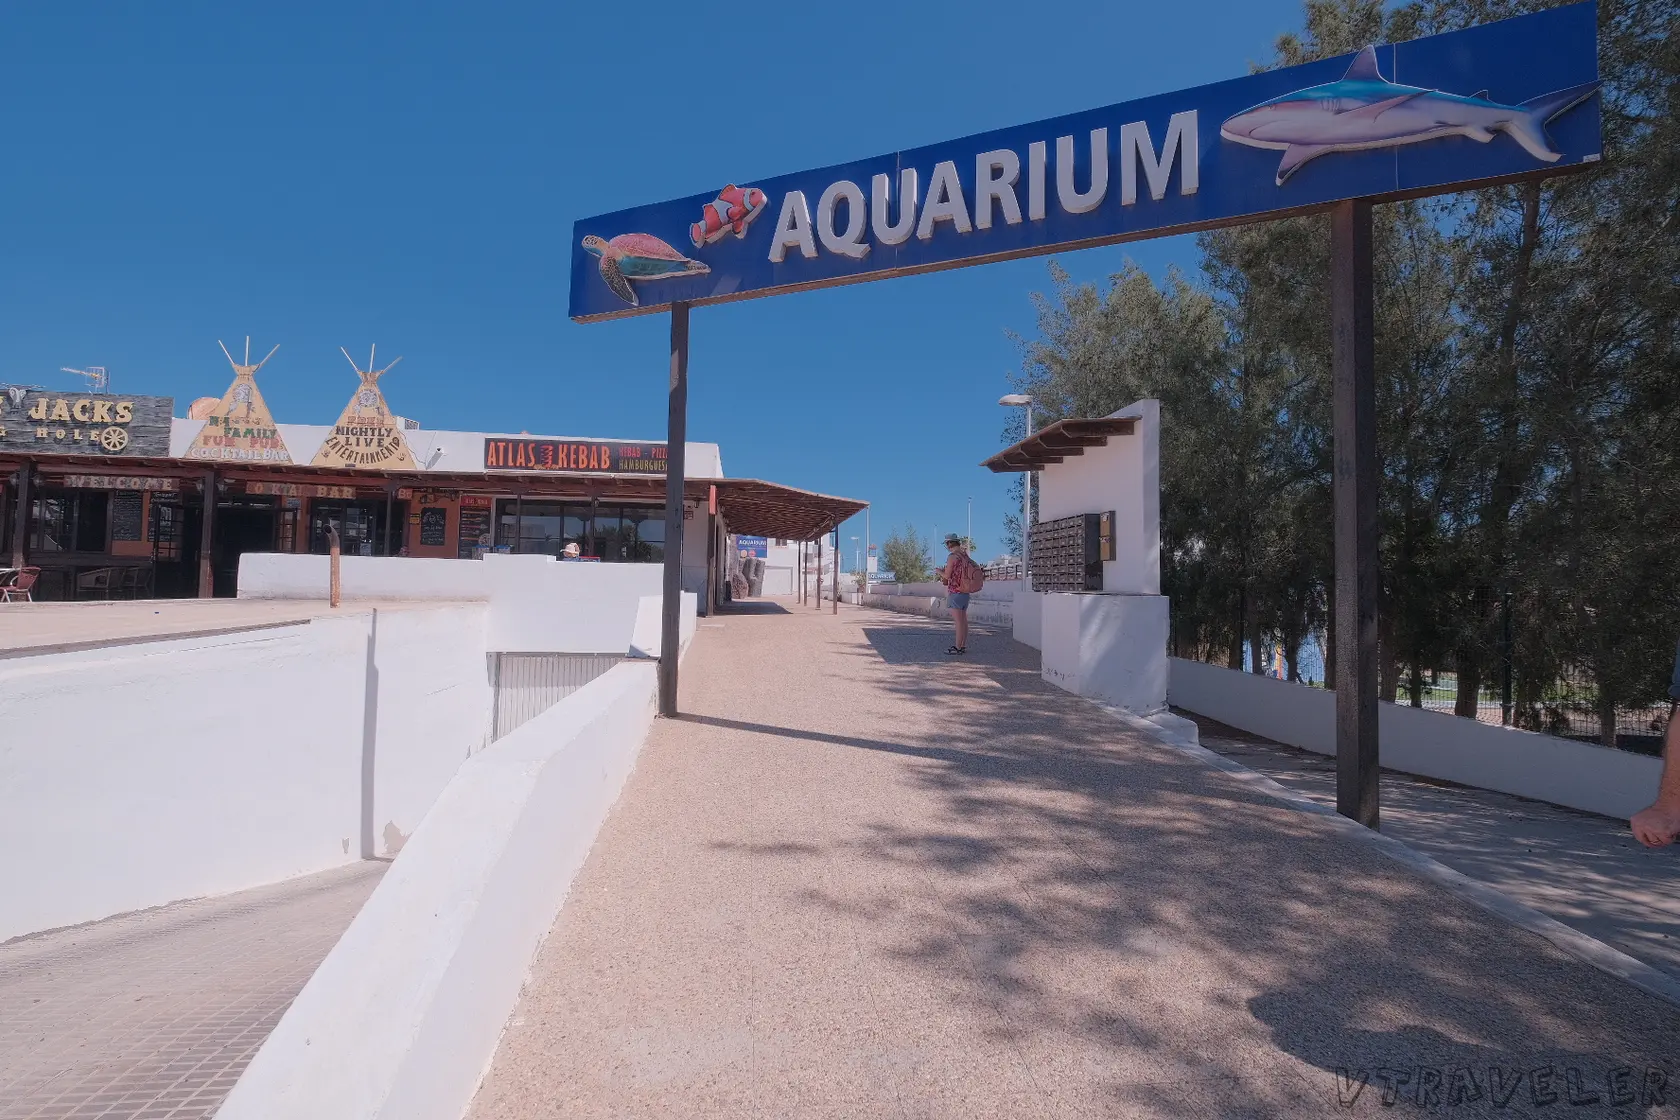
left=581, top=233, right=710, bottom=308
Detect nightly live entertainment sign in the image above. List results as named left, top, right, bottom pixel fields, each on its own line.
left=569, top=3, right=1599, bottom=321
left=483, top=437, right=668, bottom=475
left=311, top=347, right=417, bottom=471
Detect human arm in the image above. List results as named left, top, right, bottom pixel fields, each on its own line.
left=1630, top=640, right=1680, bottom=847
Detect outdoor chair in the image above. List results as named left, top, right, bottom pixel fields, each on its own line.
left=77, top=567, right=118, bottom=599
left=0, top=567, right=40, bottom=603
left=118, top=565, right=146, bottom=599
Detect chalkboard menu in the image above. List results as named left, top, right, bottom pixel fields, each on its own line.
left=420, top=506, right=448, bottom=547
left=111, top=491, right=146, bottom=542
left=457, top=507, right=493, bottom=559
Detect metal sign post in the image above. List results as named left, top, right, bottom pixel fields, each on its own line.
left=1331, top=200, right=1380, bottom=828
left=659, top=303, right=689, bottom=717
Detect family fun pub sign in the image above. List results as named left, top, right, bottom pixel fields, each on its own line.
left=568, top=3, right=1600, bottom=321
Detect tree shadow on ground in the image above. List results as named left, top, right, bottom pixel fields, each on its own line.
left=715, top=600, right=791, bottom=615
left=725, top=610, right=1680, bottom=1116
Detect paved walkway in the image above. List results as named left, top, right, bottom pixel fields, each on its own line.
left=0, top=862, right=383, bottom=1120
left=469, top=605, right=1680, bottom=1118
left=1189, top=716, right=1680, bottom=984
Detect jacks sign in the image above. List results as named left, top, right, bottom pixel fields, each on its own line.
left=570, top=3, right=1599, bottom=322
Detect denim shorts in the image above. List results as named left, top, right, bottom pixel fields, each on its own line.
left=948, top=592, right=971, bottom=611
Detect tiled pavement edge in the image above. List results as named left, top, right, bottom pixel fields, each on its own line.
left=0, top=861, right=384, bottom=1120
left=1172, top=713, right=1680, bottom=988
left=469, top=604, right=1680, bottom=1119
left=1102, top=704, right=1680, bottom=1011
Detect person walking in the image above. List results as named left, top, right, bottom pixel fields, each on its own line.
left=1630, top=637, right=1680, bottom=847
left=935, top=533, right=981, bottom=656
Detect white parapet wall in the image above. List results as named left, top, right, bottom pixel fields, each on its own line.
left=0, top=604, right=493, bottom=940
left=1, top=551, right=698, bottom=942
left=1013, top=589, right=1043, bottom=650
left=1167, top=657, right=1664, bottom=820
left=1041, top=592, right=1168, bottom=713
left=861, top=579, right=1020, bottom=628
left=239, top=553, right=491, bottom=601
left=215, top=660, right=661, bottom=1120
left=484, top=555, right=665, bottom=653
left=240, top=552, right=671, bottom=655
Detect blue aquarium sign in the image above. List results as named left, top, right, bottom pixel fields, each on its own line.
left=570, top=3, right=1598, bottom=322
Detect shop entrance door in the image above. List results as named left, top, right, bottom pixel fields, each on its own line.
left=149, top=497, right=199, bottom=598
left=308, top=499, right=402, bottom=556
left=213, top=503, right=278, bottom=597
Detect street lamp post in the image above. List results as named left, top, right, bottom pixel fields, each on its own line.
left=999, top=394, right=1034, bottom=582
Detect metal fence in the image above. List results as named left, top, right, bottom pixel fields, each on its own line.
left=1405, top=667, right=1671, bottom=756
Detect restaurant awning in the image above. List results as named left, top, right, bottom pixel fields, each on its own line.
left=980, top=415, right=1139, bottom=472
left=710, top=479, right=867, bottom=542
left=1, top=453, right=865, bottom=542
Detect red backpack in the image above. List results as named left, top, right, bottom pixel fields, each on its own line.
left=953, top=553, right=986, bottom=594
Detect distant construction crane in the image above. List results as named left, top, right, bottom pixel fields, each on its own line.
left=62, top=366, right=110, bottom=393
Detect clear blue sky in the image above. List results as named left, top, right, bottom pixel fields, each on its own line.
left=1, top=0, right=1308, bottom=563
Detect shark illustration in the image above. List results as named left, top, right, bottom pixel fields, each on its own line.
left=1220, top=45, right=1599, bottom=185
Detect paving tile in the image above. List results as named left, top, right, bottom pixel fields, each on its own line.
left=0, top=861, right=384, bottom=1119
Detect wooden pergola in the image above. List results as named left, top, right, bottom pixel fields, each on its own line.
left=979, top=416, right=1139, bottom=473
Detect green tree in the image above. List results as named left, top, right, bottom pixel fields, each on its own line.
left=880, top=526, right=932, bottom=584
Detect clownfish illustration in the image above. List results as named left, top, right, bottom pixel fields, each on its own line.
left=689, top=184, right=768, bottom=248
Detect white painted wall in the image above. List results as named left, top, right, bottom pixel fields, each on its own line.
left=1035, top=399, right=1161, bottom=595
left=860, top=592, right=1014, bottom=628
left=369, top=607, right=494, bottom=857
left=0, top=620, right=371, bottom=940
left=890, top=579, right=1022, bottom=602
left=240, top=553, right=490, bottom=601
left=0, top=605, right=498, bottom=939
left=761, top=565, right=794, bottom=596
left=241, top=553, right=672, bottom=656
left=215, top=661, right=661, bottom=1120
left=628, top=592, right=699, bottom=659
left=1013, top=590, right=1043, bottom=650
left=1041, top=593, right=1168, bottom=713
left=2, top=562, right=694, bottom=941
left=482, top=554, right=665, bottom=653
left=1167, top=658, right=1664, bottom=820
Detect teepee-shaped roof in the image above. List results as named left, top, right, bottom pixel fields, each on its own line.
left=183, top=338, right=294, bottom=464
left=310, top=345, right=417, bottom=470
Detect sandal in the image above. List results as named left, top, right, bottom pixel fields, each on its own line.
left=945, top=645, right=966, bottom=655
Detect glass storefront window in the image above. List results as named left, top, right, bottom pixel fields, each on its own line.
left=29, top=490, right=108, bottom=553
left=493, top=500, right=664, bottom=562
left=592, top=507, right=626, bottom=562
left=309, top=500, right=394, bottom=556
left=495, top=500, right=591, bottom=558
left=623, top=507, right=664, bottom=563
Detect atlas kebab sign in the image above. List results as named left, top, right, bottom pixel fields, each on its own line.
left=570, top=3, right=1599, bottom=322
